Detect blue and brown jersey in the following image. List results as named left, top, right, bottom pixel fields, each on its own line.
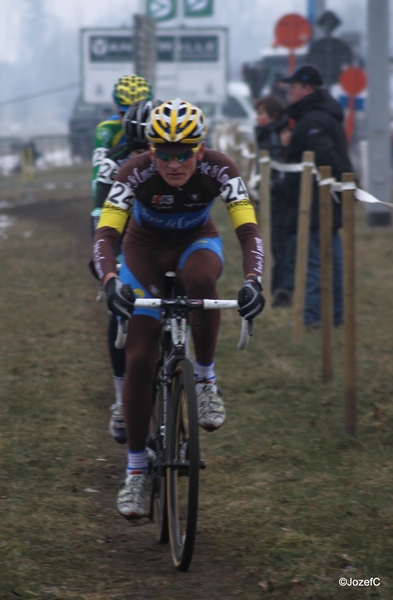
left=93, top=149, right=264, bottom=281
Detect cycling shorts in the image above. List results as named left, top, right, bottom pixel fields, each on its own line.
left=119, top=228, right=224, bottom=320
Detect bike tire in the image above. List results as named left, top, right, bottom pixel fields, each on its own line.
left=166, top=358, right=199, bottom=571
left=146, top=376, right=169, bottom=544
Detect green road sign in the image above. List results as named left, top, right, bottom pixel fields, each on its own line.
left=184, top=0, right=213, bottom=17
left=146, top=0, right=177, bottom=22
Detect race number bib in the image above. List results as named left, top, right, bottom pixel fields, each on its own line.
left=107, top=181, right=134, bottom=210
left=97, top=158, right=118, bottom=184
left=220, top=176, right=249, bottom=203
left=92, top=147, right=107, bottom=167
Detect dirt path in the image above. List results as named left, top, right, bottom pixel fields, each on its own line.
left=0, top=195, right=263, bottom=600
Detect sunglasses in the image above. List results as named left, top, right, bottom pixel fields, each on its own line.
left=152, top=145, right=200, bottom=163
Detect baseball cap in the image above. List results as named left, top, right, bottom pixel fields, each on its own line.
left=280, top=65, right=324, bottom=86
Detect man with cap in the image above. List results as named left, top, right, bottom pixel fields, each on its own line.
left=274, top=65, right=353, bottom=327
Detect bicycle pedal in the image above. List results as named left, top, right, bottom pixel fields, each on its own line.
left=199, top=459, right=206, bottom=469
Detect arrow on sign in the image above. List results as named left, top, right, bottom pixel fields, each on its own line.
left=184, top=0, right=213, bottom=17
left=187, top=0, right=209, bottom=10
left=147, top=0, right=176, bottom=21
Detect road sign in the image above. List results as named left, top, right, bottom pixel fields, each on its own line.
left=146, top=0, right=177, bottom=22
left=306, top=37, right=352, bottom=85
left=274, top=14, right=312, bottom=74
left=184, top=0, right=214, bottom=17
left=275, top=14, right=312, bottom=49
left=339, top=67, right=367, bottom=95
left=81, top=27, right=227, bottom=105
left=316, top=10, right=341, bottom=36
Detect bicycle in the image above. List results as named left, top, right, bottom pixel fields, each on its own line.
left=116, top=271, right=252, bottom=571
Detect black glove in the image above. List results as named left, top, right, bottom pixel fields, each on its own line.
left=105, top=277, right=135, bottom=319
left=237, top=277, right=265, bottom=320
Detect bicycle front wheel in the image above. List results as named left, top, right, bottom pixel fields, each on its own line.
left=146, top=377, right=169, bottom=544
left=166, top=358, right=199, bottom=571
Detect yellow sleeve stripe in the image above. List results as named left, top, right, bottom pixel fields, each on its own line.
left=227, top=199, right=257, bottom=228
left=112, top=129, right=124, bottom=147
left=97, top=202, right=129, bottom=234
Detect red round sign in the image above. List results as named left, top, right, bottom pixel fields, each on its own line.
left=339, top=67, right=367, bottom=95
left=274, top=14, right=312, bottom=50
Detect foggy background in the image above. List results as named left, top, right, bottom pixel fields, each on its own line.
left=0, top=0, right=385, bottom=138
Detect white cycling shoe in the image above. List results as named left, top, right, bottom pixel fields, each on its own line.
left=109, top=402, right=127, bottom=444
left=196, top=379, right=226, bottom=432
left=117, top=472, right=147, bottom=519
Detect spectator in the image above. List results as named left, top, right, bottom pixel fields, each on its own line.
left=254, top=95, right=290, bottom=295
left=275, top=65, right=353, bottom=325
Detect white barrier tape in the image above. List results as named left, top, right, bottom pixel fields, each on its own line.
left=219, top=129, right=393, bottom=209
left=354, top=188, right=393, bottom=208
left=319, top=177, right=336, bottom=187
left=271, top=161, right=305, bottom=172
left=248, top=174, right=261, bottom=188
left=242, top=149, right=257, bottom=160
left=235, top=142, right=257, bottom=160
left=322, top=178, right=393, bottom=208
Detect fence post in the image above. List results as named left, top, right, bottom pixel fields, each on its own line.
left=342, top=172, right=357, bottom=437
left=319, top=166, right=334, bottom=383
left=293, top=151, right=315, bottom=343
left=259, top=149, right=271, bottom=310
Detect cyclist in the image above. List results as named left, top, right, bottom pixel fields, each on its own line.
left=91, top=75, right=152, bottom=215
left=93, top=98, right=161, bottom=445
left=92, top=99, right=265, bottom=519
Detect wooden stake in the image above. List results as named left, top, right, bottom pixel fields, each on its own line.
left=293, top=151, right=314, bottom=343
left=259, top=150, right=271, bottom=310
left=319, top=166, right=333, bottom=383
left=342, top=172, right=357, bottom=437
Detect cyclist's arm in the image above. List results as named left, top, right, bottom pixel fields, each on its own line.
left=92, top=172, right=135, bottom=282
left=220, top=174, right=264, bottom=278
left=96, top=156, right=120, bottom=209
left=91, top=119, right=123, bottom=204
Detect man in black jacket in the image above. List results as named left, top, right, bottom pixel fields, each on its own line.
left=275, top=65, right=353, bottom=326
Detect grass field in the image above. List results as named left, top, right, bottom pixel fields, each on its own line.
left=0, top=165, right=392, bottom=599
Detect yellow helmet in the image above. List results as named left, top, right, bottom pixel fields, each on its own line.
left=113, top=75, right=152, bottom=110
left=145, top=98, right=207, bottom=145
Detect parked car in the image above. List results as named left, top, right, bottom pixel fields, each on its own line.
left=199, top=81, right=256, bottom=146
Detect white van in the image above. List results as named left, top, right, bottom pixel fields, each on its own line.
left=198, top=81, right=256, bottom=145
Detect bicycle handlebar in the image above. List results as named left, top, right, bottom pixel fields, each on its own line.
left=114, top=298, right=253, bottom=351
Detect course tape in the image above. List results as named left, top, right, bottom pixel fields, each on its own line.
left=249, top=152, right=393, bottom=210
left=221, top=139, right=393, bottom=209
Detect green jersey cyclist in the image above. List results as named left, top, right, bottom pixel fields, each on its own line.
left=92, top=98, right=265, bottom=519
left=94, top=98, right=161, bottom=444
left=91, top=75, right=152, bottom=215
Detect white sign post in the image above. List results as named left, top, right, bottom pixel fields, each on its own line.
left=81, top=27, right=227, bottom=106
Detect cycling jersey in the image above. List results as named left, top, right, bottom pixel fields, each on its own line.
left=93, top=149, right=264, bottom=283
left=96, top=143, right=135, bottom=207
left=90, top=142, right=137, bottom=241
left=91, top=115, right=128, bottom=205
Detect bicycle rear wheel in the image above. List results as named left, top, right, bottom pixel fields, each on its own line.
left=146, top=377, right=169, bottom=544
left=166, top=358, right=199, bottom=571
